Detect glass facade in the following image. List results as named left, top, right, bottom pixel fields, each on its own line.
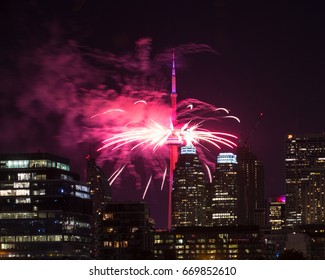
left=0, top=153, right=92, bottom=259
left=285, top=134, right=325, bottom=227
left=210, top=153, right=238, bottom=226
left=236, top=147, right=265, bottom=226
left=172, top=147, right=206, bottom=227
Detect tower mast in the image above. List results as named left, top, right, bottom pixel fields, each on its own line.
left=168, top=49, right=178, bottom=229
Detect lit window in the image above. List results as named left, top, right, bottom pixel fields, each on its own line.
left=1, top=244, right=16, bottom=250
left=0, top=189, right=30, bottom=196
left=131, top=227, right=139, bottom=233
left=106, top=227, right=114, bottom=233
left=14, top=182, right=30, bottom=188
left=17, top=173, right=31, bottom=180
left=15, top=198, right=31, bottom=204
left=103, top=213, right=113, bottom=220
left=17, top=189, right=30, bottom=196
left=74, top=191, right=90, bottom=199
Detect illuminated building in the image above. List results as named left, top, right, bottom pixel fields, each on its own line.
left=86, top=155, right=112, bottom=257
left=172, top=146, right=206, bottom=227
left=268, top=196, right=286, bottom=231
left=0, top=153, right=92, bottom=259
left=209, top=153, right=238, bottom=226
left=285, top=134, right=325, bottom=227
left=100, top=202, right=154, bottom=259
left=236, top=146, right=265, bottom=226
left=153, top=226, right=266, bottom=260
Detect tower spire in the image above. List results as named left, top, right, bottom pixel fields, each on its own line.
left=172, top=48, right=176, bottom=94
left=170, top=48, right=177, bottom=125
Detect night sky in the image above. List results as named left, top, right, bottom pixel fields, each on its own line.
left=0, top=0, right=324, bottom=228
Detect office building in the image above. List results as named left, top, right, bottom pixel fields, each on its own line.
left=172, top=146, right=206, bottom=227
left=285, top=134, right=325, bottom=227
left=209, top=153, right=238, bottom=226
left=0, top=153, right=92, bottom=259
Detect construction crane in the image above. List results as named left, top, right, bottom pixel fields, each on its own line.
left=239, top=112, right=264, bottom=147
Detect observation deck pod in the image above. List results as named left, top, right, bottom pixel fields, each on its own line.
left=166, top=135, right=183, bottom=146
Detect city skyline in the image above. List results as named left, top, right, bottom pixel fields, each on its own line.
left=1, top=150, right=325, bottom=259
left=0, top=1, right=325, bottom=228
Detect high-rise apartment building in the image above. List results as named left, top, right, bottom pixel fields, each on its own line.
left=209, top=153, right=238, bottom=226
left=236, top=146, right=265, bottom=226
left=86, top=155, right=112, bottom=258
left=0, top=153, right=92, bottom=259
left=86, top=155, right=112, bottom=214
left=172, top=146, right=206, bottom=227
left=285, top=134, right=325, bottom=227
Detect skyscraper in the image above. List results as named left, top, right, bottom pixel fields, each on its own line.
left=209, top=153, right=238, bottom=226
left=236, top=146, right=265, bottom=226
left=172, top=146, right=206, bottom=227
left=285, top=134, right=325, bottom=227
left=0, top=153, right=92, bottom=259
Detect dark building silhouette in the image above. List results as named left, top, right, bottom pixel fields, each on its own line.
left=172, top=146, right=206, bottom=227
left=285, top=134, right=325, bottom=227
left=86, top=155, right=112, bottom=215
left=236, top=146, right=265, bottom=226
left=209, top=153, right=238, bottom=226
left=99, top=201, right=154, bottom=259
left=298, top=224, right=325, bottom=259
left=0, top=153, right=92, bottom=259
left=86, top=155, right=112, bottom=258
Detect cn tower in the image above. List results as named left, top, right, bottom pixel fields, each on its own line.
left=167, top=49, right=179, bottom=229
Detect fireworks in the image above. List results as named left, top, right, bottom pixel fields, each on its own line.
left=96, top=103, right=238, bottom=153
